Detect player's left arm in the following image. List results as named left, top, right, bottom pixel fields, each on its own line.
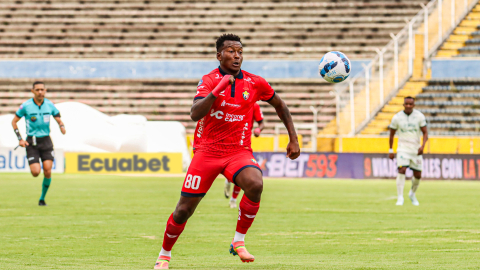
left=418, top=126, right=428, bottom=155
left=267, top=94, right=300, bottom=160
left=254, top=120, right=265, bottom=137
left=54, top=116, right=66, bottom=135
left=51, top=104, right=66, bottom=135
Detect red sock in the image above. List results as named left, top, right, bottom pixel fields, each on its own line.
left=236, top=196, right=260, bottom=234
left=232, top=185, right=241, bottom=199
left=162, top=213, right=187, bottom=252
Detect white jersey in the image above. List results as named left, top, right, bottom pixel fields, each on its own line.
left=389, top=109, right=427, bottom=154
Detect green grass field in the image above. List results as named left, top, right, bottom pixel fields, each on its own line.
left=1, top=174, right=480, bottom=269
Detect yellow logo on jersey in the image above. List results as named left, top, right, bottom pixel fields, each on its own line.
left=243, top=90, right=250, bottom=100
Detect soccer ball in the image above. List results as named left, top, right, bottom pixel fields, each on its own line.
left=318, top=51, right=351, bottom=83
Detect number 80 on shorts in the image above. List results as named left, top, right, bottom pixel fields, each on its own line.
left=184, top=174, right=201, bottom=190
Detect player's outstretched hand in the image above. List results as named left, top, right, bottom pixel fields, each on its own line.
left=388, top=153, right=394, bottom=160
left=417, top=146, right=424, bottom=155
left=253, top=128, right=261, bottom=137
left=19, top=139, right=29, bottom=148
left=286, top=141, right=300, bottom=160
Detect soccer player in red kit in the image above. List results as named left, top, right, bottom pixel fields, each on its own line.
left=224, top=102, right=265, bottom=208
left=153, top=34, right=300, bottom=269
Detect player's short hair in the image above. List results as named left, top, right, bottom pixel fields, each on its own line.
left=32, top=81, right=45, bottom=88
left=216, top=33, right=242, bottom=52
left=404, top=96, right=415, bottom=101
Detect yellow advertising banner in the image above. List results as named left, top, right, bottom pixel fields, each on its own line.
left=65, top=153, right=182, bottom=174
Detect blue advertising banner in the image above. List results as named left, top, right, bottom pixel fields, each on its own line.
left=363, top=153, right=480, bottom=180
left=252, top=152, right=480, bottom=180
left=252, top=152, right=364, bottom=179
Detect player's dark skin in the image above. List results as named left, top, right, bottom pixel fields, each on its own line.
left=172, top=40, right=301, bottom=224
left=388, top=97, right=428, bottom=179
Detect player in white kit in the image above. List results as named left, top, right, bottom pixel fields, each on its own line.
left=388, top=97, right=428, bottom=206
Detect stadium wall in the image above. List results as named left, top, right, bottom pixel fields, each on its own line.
left=0, top=60, right=370, bottom=79
left=316, top=137, right=480, bottom=154
left=431, top=59, right=480, bottom=78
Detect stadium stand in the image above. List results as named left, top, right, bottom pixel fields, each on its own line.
left=360, top=1, right=480, bottom=136
left=0, top=78, right=333, bottom=136
left=361, top=78, right=480, bottom=136
left=437, top=2, right=480, bottom=57
left=0, top=0, right=427, bottom=59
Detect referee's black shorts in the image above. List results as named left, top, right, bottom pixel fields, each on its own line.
left=26, top=136, right=55, bottom=165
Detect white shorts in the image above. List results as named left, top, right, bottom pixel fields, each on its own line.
left=397, top=152, right=423, bottom=171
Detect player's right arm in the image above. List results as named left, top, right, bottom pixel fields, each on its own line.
left=388, top=114, right=398, bottom=160
left=190, top=75, right=234, bottom=121
left=267, top=94, right=300, bottom=160
left=12, top=114, right=28, bottom=147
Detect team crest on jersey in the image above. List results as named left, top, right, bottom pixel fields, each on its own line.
left=197, top=79, right=203, bottom=86
left=30, top=116, right=37, bottom=122
left=242, top=90, right=250, bottom=100
left=251, top=158, right=257, bottom=164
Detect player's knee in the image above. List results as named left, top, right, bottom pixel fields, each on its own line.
left=246, top=179, right=263, bottom=195
left=43, top=170, right=52, bottom=178
left=173, top=205, right=194, bottom=224
left=398, top=167, right=407, bottom=174
left=31, top=170, right=40, bottom=177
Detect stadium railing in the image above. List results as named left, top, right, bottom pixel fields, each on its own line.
left=330, top=0, right=478, bottom=137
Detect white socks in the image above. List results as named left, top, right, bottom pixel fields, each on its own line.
left=396, top=173, right=406, bottom=198
left=159, top=248, right=171, bottom=257
left=233, top=231, right=246, bottom=243
left=411, top=177, right=420, bottom=193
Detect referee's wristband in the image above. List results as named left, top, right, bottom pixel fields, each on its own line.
left=60, top=125, right=65, bottom=128
left=389, top=148, right=394, bottom=154
left=14, top=129, right=22, bottom=141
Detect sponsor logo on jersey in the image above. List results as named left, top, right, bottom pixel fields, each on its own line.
left=225, top=113, right=245, bottom=122
left=251, top=158, right=257, bottom=164
left=197, top=79, right=203, bottom=86
left=242, top=90, right=250, bottom=100
left=30, top=116, right=37, bottom=122
left=210, top=109, right=224, bottom=119
left=196, top=118, right=205, bottom=138
left=197, top=85, right=205, bottom=89
left=19, top=105, right=23, bottom=109
left=244, top=77, right=255, bottom=84
left=221, top=100, right=241, bottom=108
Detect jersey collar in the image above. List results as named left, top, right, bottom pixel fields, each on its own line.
left=32, top=98, right=45, bottom=109
left=218, top=66, right=243, bottom=79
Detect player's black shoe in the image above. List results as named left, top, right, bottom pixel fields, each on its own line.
left=38, top=200, right=47, bottom=206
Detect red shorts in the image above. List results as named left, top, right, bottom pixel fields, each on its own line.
left=181, top=150, right=261, bottom=197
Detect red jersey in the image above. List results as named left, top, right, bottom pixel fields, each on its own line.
left=192, top=67, right=274, bottom=154
left=251, top=102, right=264, bottom=128
left=193, top=102, right=264, bottom=152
